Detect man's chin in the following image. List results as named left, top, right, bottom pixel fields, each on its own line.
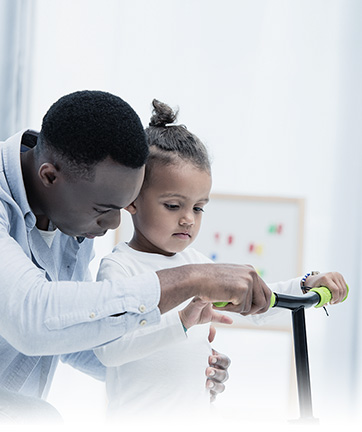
left=56, top=227, right=107, bottom=239
left=83, top=231, right=107, bottom=239
left=56, top=227, right=89, bottom=238
left=83, top=233, right=96, bottom=239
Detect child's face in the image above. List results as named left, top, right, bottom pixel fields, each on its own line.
left=128, top=160, right=211, bottom=256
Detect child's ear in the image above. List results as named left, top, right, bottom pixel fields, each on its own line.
left=125, top=201, right=137, bottom=215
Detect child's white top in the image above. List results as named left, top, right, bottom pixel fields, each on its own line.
left=95, top=243, right=214, bottom=418
left=95, top=242, right=303, bottom=418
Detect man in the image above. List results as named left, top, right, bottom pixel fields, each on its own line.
left=0, top=91, right=347, bottom=423
left=0, top=91, right=269, bottom=423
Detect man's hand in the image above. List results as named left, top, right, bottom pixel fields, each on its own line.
left=303, top=271, right=348, bottom=304
left=178, top=297, right=233, bottom=330
left=157, top=263, right=272, bottom=315
left=195, top=263, right=272, bottom=315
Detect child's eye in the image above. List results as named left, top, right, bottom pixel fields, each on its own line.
left=164, top=203, right=179, bottom=210
left=193, top=207, right=204, bottom=213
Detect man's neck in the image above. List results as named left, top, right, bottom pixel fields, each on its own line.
left=20, top=148, right=49, bottom=228
left=35, top=215, right=51, bottom=231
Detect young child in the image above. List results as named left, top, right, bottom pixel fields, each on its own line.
left=94, top=99, right=347, bottom=420
left=95, top=99, right=230, bottom=419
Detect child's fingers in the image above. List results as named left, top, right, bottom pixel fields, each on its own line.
left=308, top=272, right=348, bottom=305
left=207, top=378, right=225, bottom=401
left=206, top=351, right=231, bottom=400
left=205, top=366, right=229, bottom=383
left=323, top=274, right=348, bottom=304
left=209, top=350, right=231, bottom=370
left=208, top=325, right=216, bottom=343
left=210, top=311, right=233, bottom=325
left=209, top=384, right=225, bottom=402
left=334, top=274, right=348, bottom=304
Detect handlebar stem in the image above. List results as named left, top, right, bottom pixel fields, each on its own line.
left=273, top=292, right=320, bottom=311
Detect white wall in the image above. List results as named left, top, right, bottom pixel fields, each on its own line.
left=24, top=0, right=362, bottom=426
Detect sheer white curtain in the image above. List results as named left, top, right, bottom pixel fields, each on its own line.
left=0, top=0, right=34, bottom=140
left=324, top=0, right=362, bottom=416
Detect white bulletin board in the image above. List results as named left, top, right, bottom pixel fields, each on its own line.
left=192, top=194, right=304, bottom=285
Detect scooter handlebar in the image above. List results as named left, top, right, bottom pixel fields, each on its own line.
left=214, top=285, right=349, bottom=310
left=270, top=285, right=349, bottom=310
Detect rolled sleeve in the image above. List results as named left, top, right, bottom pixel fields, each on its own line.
left=43, top=272, right=161, bottom=332
left=95, top=308, right=187, bottom=367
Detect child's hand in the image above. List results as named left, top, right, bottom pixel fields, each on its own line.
left=179, top=296, right=233, bottom=330
left=206, top=348, right=231, bottom=402
left=302, top=271, right=348, bottom=305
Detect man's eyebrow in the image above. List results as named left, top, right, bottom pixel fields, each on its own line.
left=94, top=203, right=123, bottom=210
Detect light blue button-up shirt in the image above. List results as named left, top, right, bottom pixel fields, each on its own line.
left=0, top=130, right=161, bottom=399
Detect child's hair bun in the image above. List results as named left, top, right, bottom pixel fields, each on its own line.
left=149, top=99, right=178, bottom=127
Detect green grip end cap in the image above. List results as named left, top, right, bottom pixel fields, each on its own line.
left=343, top=283, right=349, bottom=302
left=270, top=292, right=276, bottom=308
left=213, top=302, right=228, bottom=308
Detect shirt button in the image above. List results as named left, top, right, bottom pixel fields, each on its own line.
left=139, top=304, right=146, bottom=313
left=140, top=320, right=147, bottom=326
left=89, top=312, right=96, bottom=319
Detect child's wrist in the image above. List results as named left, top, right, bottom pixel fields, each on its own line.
left=301, top=271, right=320, bottom=293
left=178, top=311, right=189, bottom=332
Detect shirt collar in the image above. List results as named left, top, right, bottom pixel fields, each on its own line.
left=3, top=129, right=38, bottom=225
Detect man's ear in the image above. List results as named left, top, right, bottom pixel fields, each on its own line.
left=125, top=200, right=137, bottom=215
left=38, top=163, right=59, bottom=187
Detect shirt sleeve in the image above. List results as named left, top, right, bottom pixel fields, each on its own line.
left=94, top=254, right=187, bottom=367
left=0, top=206, right=161, bottom=356
left=94, top=309, right=187, bottom=367
left=61, top=350, right=106, bottom=382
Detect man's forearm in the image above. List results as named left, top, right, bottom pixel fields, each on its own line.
left=156, top=265, right=200, bottom=314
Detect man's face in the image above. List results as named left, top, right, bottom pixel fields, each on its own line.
left=44, top=158, right=145, bottom=238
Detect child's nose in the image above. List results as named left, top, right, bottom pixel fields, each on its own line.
left=179, top=212, right=194, bottom=226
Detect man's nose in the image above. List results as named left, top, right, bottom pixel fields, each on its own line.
left=97, top=210, right=121, bottom=230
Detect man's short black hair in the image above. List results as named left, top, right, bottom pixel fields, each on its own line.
left=39, top=90, right=148, bottom=179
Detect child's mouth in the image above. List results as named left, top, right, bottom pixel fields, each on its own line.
left=173, top=233, right=191, bottom=240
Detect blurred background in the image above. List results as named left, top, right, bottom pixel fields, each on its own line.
left=1, top=0, right=361, bottom=426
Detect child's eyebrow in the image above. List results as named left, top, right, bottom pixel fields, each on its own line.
left=160, top=193, right=209, bottom=203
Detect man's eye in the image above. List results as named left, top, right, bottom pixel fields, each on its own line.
left=94, top=208, right=110, bottom=214
left=194, top=207, right=204, bottom=213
